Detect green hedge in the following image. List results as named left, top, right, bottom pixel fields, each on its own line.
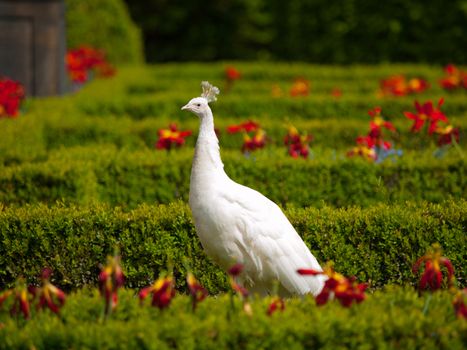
left=0, top=201, right=465, bottom=291
left=66, top=0, right=144, bottom=64
left=0, top=147, right=464, bottom=208
left=1, top=287, right=465, bottom=349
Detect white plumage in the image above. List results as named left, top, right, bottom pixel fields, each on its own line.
left=182, top=81, right=325, bottom=297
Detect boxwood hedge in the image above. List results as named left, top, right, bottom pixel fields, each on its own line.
left=0, top=200, right=464, bottom=292
left=0, top=146, right=464, bottom=208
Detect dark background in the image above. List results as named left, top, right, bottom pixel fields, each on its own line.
left=122, top=0, right=467, bottom=63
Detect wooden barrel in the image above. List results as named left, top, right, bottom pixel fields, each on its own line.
left=0, top=0, right=67, bottom=96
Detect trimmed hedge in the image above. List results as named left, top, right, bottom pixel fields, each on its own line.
left=0, top=146, right=464, bottom=207
left=66, top=0, right=144, bottom=64
left=1, top=287, right=465, bottom=349
left=0, top=201, right=465, bottom=291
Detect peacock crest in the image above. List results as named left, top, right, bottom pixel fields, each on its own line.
left=201, top=81, right=220, bottom=103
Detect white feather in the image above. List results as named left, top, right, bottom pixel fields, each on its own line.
left=182, top=82, right=325, bottom=296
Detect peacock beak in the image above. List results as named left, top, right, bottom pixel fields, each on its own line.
left=181, top=104, right=190, bottom=111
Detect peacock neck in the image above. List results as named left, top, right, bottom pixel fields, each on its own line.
left=191, top=108, right=227, bottom=180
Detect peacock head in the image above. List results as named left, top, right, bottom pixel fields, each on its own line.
left=181, top=81, right=220, bottom=117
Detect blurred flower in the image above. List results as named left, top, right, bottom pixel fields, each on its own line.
left=404, top=98, right=448, bottom=134
left=368, top=107, right=396, bottom=137
left=242, top=129, right=266, bottom=153
left=267, top=296, right=285, bottom=316
left=227, top=263, right=252, bottom=316
left=139, top=275, right=176, bottom=310
left=156, top=123, right=192, bottom=151
left=34, top=268, right=66, bottom=314
left=66, top=45, right=116, bottom=84
left=347, top=107, right=398, bottom=162
left=298, top=263, right=367, bottom=307
left=271, top=84, right=283, bottom=98
left=380, top=75, right=429, bottom=96
left=452, top=288, right=467, bottom=319
left=346, top=137, right=377, bottom=161
left=290, top=78, right=310, bottom=97
left=436, top=125, right=460, bottom=146
left=0, top=77, right=25, bottom=118
left=225, top=66, right=241, bottom=82
left=284, top=125, right=312, bottom=159
left=99, top=254, right=125, bottom=316
left=227, top=120, right=260, bottom=134
left=186, top=272, right=208, bottom=311
left=331, top=88, right=342, bottom=98
left=439, top=64, right=467, bottom=90
left=0, top=278, right=32, bottom=319
left=412, top=243, right=454, bottom=291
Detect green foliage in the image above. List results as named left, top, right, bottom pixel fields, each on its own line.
left=66, top=0, right=144, bottom=63
left=0, top=287, right=465, bottom=349
left=0, top=201, right=465, bottom=291
left=124, top=0, right=467, bottom=63
left=0, top=145, right=464, bottom=207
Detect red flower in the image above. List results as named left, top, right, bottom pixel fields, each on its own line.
left=227, top=263, right=252, bottom=315
left=298, top=263, right=367, bottom=307
left=0, top=77, right=25, bottom=118
left=284, top=125, right=312, bottom=159
left=412, top=243, right=454, bottom=291
left=267, top=296, right=285, bottom=316
left=290, top=78, right=310, bottom=97
left=380, top=75, right=429, bottom=96
left=35, top=268, right=66, bottom=314
left=99, top=254, right=125, bottom=315
left=404, top=98, right=448, bottom=134
left=225, top=66, right=241, bottom=81
left=331, top=88, right=342, bottom=98
left=156, top=123, right=192, bottom=151
left=139, top=275, right=176, bottom=309
left=242, top=129, right=266, bottom=153
left=66, top=46, right=116, bottom=83
left=227, top=120, right=260, bottom=134
left=186, top=272, right=208, bottom=311
left=436, top=125, right=460, bottom=146
left=439, top=64, right=467, bottom=90
left=0, top=278, right=32, bottom=319
left=453, top=288, right=467, bottom=319
left=228, top=263, right=244, bottom=277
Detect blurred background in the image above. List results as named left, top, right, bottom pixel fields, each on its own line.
left=67, top=0, right=467, bottom=64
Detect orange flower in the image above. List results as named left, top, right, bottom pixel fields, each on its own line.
left=412, top=243, right=454, bottom=291
left=156, top=123, right=192, bottom=150
left=331, top=88, right=342, bottom=98
left=35, top=268, right=66, bottom=314
left=298, top=263, right=367, bottom=307
left=139, top=275, right=176, bottom=309
left=186, top=272, right=208, bottom=311
left=290, top=78, right=310, bottom=97
left=99, top=254, right=125, bottom=315
left=439, top=64, right=467, bottom=90
left=380, top=75, right=429, bottom=96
